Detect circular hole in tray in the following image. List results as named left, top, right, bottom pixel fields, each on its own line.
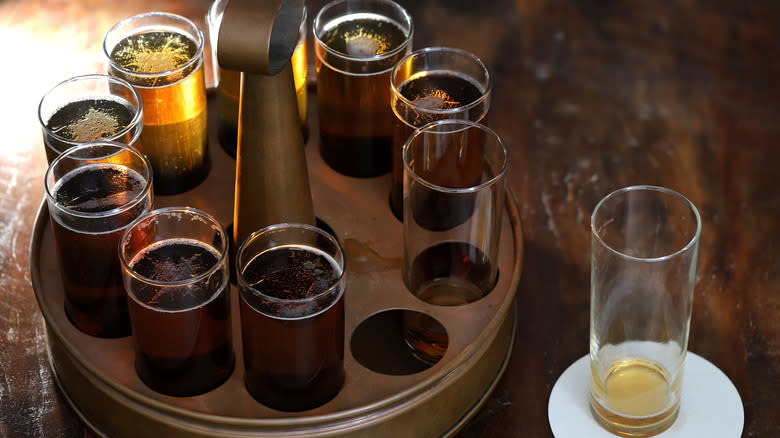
left=350, top=309, right=446, bottom=375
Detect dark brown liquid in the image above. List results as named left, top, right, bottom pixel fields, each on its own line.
left=405, top=241, right=495, bottom=304
left=401, top=310, right=449, bottom=365
left=239, top=246, right=344, bottom=411
left=405, top=129, right=485, bottom=231
left=109, top=31, right=209, bottom=195
left=51, top=164, right=149, bottom=338
left=316, top=17, right=407, bottom=177
left=128, top=240, right=233, bottom=396
left=390, top=73, right=487, bottom=218
left=215, top=68, right=240, bottom=158
left=44, top=98, right=137, bottom=163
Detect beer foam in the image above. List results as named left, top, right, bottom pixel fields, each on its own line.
left=128, top=238, right=226, bottom=312
left=345, top=33, right=383, bottom=56
left=241, top=245, right=344, bottom=320
left=322, top=13, right=406, bottom=57
left=67, top=107, right=121, bottom=140
left=130, top=238, right=219, bottom=281
left=412, top=91, right=458, bottom=111
left=112, top=31, right=193, bottom=73
left=47, top=96, right=136, bottom=142
left=55, top=163, right=146, bottom=213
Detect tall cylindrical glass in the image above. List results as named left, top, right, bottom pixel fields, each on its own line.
left=104, top=12, right=209, bottom=195
left=314, top=0, right=413, bottom=177
left=590, top=185, right=701, bottom=437
left=237, top=223, right=346, bottom=411
left=207, top=0, right=310, bottom=156
left=402, top=120, right=507, bottom=363
left=119, top=207, right=234, bottom=397
left=45, top=141, right=153, bottom=338
left=38, top=74, right=143, bottom=164
left=390, top=46, right=492, bottom=219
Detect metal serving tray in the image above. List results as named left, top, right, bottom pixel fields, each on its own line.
left=29, top=94, right=523, bottom=437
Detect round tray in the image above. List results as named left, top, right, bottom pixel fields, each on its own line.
left=30, top=94, right=523, bottom=437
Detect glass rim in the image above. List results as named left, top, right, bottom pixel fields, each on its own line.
left=590, top=185, right=702, bottom=263
left=103, top=11, right=205, bottom=81
left=44, top=140, right=153, bottom=220
left=403, top=119, right=508, bottom=194
left=119, top=206, right=230, bottom=288
left=236, top=222, right=346, bottom=307
left=206, top=0, right=223, bottom=48
left=391, top=46, right=493, bottom=116
left=313, top=0, right=413, bottom=65
left=38, top=73, right=144, bottom=148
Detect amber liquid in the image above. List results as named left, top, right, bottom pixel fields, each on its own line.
left=216, top=37, right=309, bottom=157
left=316, top=16, right=408, bottom=177
left=44, top=98, right=137, bottom=163
left=109, top=31, right=208, bottom=195
left=51, top=164, right=149, bottom=337
left=403, top=241, right=495, bottom=363
left=128, top=240, right=233, bottom=397
left=239, top=246, right=344, bottom=411
left=591, top=358, right=680, bottom=436
left=390, top=73, right=487, bottom=218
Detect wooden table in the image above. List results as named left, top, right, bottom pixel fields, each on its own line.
left=1, top=0, right=777, bottom=436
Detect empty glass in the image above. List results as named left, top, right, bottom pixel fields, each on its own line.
left=590, top=185, right=701, bottom=436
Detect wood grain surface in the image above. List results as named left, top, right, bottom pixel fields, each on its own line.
left=0, top=0, right=777, bottom=436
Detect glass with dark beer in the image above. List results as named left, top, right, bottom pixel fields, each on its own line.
left=314, top=0, right=413, bottom=177
left=38, top=74, right=143, bottom=164
left=45, top=141, right=153, bottom=338
left=104, top=12, right=209, bottom=195
left=390, top=47, right=492, bottom=218
left=119, top=207, right=234, bottom=397
left=236, top=223, right=345, bottom=411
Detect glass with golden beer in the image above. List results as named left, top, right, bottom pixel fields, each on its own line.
left=104, top=12, right=209, bottom=195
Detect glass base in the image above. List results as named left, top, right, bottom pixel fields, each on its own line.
left=590, top=396, right=679, bottom=437
left=548, top=353, right=744, bottom=438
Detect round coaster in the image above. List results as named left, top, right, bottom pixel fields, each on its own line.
left=548, top=352, right=743, bottom=437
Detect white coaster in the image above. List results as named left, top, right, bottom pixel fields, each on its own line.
left=548, top=352, right=743, bottom=437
